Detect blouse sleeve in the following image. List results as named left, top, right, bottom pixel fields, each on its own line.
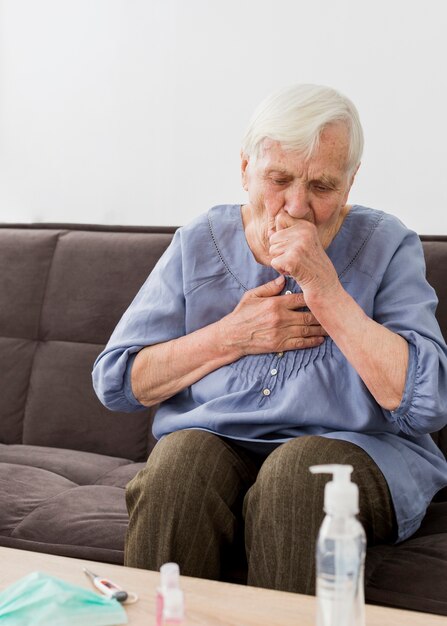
left=92, top=229, right=186, bottom=412
left=373, top=228, right=447, bottom=435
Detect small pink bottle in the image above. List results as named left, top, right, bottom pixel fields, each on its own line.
left=156, top=562, right=185, bottom=625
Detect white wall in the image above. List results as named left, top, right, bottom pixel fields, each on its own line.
left=0, top=0, right=446, bottom=233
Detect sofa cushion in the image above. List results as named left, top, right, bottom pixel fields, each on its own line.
left=0, top=229, right=58, bottom=340
left=38, top=229, right=174, bottom=345
left=422, top=239, right=447, bottom=343
left=365, top=501, right=447, bottom=615
left=421, top=238, right=447, bottom=462
left=0, top=338, right=36, bottom=444
left=22, top=341, right=151, bottom=460
left=0, top=444, right=145, bottom=563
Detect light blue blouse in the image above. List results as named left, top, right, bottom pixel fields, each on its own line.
left=92, top=205, right=447, bottom=541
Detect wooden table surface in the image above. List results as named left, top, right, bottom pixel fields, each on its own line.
left=0, top=547, right=444, bottom=625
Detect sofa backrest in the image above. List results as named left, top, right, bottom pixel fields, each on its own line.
left=0, top=224, right=446, bottom=461
left=420, top=236, right=447, bottom=457
left=0, top=223, right=175, bottom=461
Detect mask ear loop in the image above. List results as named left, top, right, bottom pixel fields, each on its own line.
left=122, top=591, right=138, bottom=604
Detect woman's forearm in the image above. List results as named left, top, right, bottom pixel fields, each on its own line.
left=307, top=284, right=409, bottom=411
left=131, top=320, right=239, bottom=407
left=131, top=275, right=329, bottom=407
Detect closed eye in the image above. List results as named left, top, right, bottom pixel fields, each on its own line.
left=311, top=182, right=332, bottom=193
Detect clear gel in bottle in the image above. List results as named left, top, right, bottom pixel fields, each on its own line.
left=310, top=464, right=366, bottom=626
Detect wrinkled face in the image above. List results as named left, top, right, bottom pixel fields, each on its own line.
left=241, top=122, right=357, bottom=246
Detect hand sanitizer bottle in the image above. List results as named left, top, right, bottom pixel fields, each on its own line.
left=156, top=562, right=185, bottom=626
left=310, top=464, right=366, bottom=626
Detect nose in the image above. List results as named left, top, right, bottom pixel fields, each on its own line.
left=284, top=181, right=310, bottom=218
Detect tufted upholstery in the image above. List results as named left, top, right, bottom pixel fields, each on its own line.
left=0, top=223, right=446, bottom=614
left=0, top=224, right=174, bottom=562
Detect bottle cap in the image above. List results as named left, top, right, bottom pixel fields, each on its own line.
left=309, top=464, right=359, bottom=515
left=160, top=562, right=180, bottom=589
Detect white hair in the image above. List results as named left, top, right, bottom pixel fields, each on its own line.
left=241, top=84, right=364, bottom=174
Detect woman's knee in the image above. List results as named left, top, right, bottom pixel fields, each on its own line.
left=153, top=429, right=228, bottom=474
left=245, top=435, right=395, bottom=543
left=126, top=430, right=221, bottom=506
left=252, top=435, right=379, bottom=492
left=250, top=436, right=332, bottom=493
left=126, top=429, right=255, bottom=513
left=244, top=436, right=369, bottom=519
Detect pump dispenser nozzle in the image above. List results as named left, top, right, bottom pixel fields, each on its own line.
left=310, top=464, right=359, bottom=516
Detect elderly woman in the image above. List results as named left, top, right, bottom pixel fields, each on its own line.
left=92, top=84, right=447, bottom=594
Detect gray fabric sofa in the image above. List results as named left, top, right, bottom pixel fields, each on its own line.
left=0, top=222, right=446, bottom=616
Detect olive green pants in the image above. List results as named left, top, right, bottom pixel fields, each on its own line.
left=125, top=430, right=396, bottom=594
